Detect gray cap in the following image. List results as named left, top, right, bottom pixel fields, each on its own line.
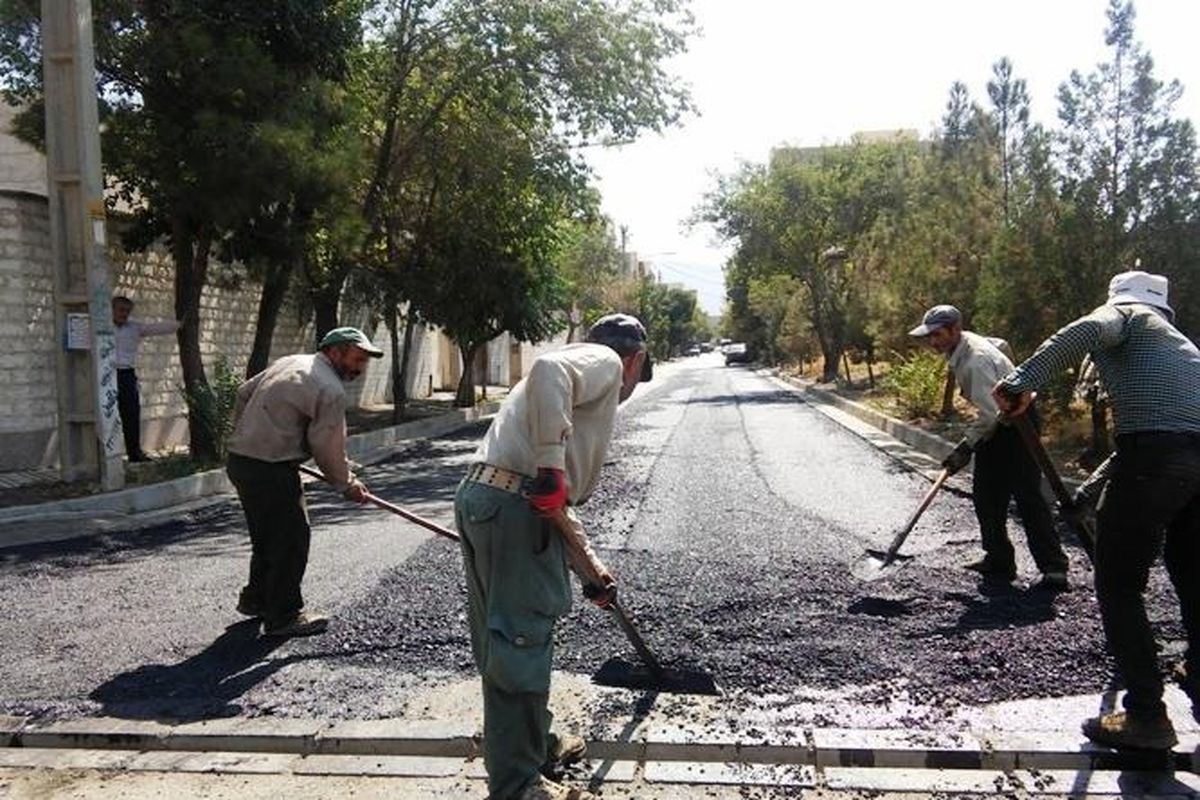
left=318, top=326, right=384, bottom=357
left=587, top=313, right=652, bottom=382
left=908, top=305, right=962, bottom=337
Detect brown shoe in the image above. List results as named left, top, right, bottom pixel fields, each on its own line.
left=518, top=776, right=596, bottom=800
left=543, top=731, right=587, bottom=773
left=263, top=612, right=329, bottom=638
left=1081, top=711, right=1177, bottom=750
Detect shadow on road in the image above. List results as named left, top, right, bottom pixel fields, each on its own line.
left=89, top=619, right=290, bottom=721
left=932, top=587, right=1059, bottom=634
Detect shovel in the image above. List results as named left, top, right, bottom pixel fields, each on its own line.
left=298, top=464, right=460, bottom=542
left=1009, top=413, right=1097, bottom=564
left=853, top=467, right=951, bottom=581
left=550, top=510, right=719, bottom=695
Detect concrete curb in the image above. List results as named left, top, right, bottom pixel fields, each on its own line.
left=0, top=403, right=498, bottom=547
left=769, top=370, right=1086, bottom=495
left=2, top=715, right=1196, bottom=774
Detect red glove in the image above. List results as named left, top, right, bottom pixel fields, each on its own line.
left=529, top=467, right=568, bottom=516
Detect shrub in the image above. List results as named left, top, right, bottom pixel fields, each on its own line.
left=182, top=357, right=242, bottom=463
left=884, top=348, right=947, bottom=418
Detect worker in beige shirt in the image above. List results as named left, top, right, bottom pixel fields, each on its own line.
left=226, top=327, right=382, bottom=638
left=910, top=305, right=1068, bottom=590
left=455, top=313, right=651, bottom=800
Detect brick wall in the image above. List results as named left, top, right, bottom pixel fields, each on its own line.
left=0, top=193, right=58, bottom=468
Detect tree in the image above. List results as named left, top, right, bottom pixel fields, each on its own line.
left=987, top=57, right=1031, bottom=223
left=313, top=0, right=696, bottom=340
left=1, top=0, right=364, bottom=459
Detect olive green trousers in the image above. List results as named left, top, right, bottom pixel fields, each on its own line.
left=455, top=480, right=573, bottom=799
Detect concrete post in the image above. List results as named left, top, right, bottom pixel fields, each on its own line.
left=42, top=0, right=123, bottom=489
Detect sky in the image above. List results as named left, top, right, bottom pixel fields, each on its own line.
left=585, top=0, right=1200, bottom=314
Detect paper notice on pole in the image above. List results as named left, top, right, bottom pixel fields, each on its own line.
left=66, top=313, right=91, bottom=350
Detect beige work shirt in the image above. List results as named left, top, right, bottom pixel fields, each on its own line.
left=227, top=353, right=355, bottom=491
left=475, top=343, right=623, bottom=505
left=946, top=330, right=1015, bottom=447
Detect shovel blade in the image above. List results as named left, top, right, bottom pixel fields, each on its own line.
left=851, top=549, right=913, bottom=582
left=592, top=656, right=719, bottom=696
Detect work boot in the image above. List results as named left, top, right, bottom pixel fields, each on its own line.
left=263, top=612, right=329, bottom=638
left=543, top=732, right=587, bottom=774
left=517, top=776, right=596, bottom=800
left=1081, top=711, right=1177, bottom=751
left=1033, top=572, right=1069, bottom=592
left=964, top=557, right=1015, bottom=583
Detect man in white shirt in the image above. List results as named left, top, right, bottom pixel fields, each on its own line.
left=454, top=313, right=651, bottom=800
left=910, top=305, right=1068, bottom=590
left=111, top=295, right=181, bottom=461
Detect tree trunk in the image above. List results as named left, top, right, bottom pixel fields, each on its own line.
left=455, top=342, right=479, bottom=407
left=172, top=225, right=217, bottom=462
left=842, top=351, right=853, bottom=385
left=246, top=260, right=293, bottom=378
left=940, top=368, right=957, bottom=417
left=395, top=311, right=416, bottom=423
left=311, top=276, right=343, bottom=345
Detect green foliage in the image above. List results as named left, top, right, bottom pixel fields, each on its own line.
left=181, top=357, right=242, bottom=464
left=884, top=349, right=948, bottom=418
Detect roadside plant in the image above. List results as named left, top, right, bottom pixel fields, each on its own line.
left=884, top=348, right=947, bottom=418
left=181, top=357, right=242, bottom=464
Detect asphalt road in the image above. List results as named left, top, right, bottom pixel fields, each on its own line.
left=0, top=354, right=1185, bottom=729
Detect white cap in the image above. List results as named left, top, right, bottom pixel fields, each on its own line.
left=1107, top=270, right=1172, bottom=315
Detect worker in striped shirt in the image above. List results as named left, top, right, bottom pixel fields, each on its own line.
left=993, top=270, right=1200, bottom=752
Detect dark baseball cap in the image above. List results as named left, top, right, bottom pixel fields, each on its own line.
left=908, top=305, right=962, bottom=337
left=318, top=326, right=384, bottom=357
left=587, top=313, right=652, bottom=381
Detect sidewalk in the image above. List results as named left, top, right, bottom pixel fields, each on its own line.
left=0, top=398, right=501, bottom=549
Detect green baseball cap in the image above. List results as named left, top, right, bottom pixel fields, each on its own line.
left=318, top=327, right=384, bottom=357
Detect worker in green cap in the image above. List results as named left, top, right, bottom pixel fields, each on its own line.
left=227, top=326, right=384, bottom=638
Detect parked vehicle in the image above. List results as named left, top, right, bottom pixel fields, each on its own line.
left=724, top=342, right=750, bottom=365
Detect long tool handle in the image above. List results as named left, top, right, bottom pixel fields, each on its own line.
left=880, top=468, right=950, bottom=564
left=608, top=597, right=665, bottom=677
left=298, top=463, right=460, bottom=542
left=1010, top=413, right=1096, bottom=562
left=549, top=510, right=666, bottom=678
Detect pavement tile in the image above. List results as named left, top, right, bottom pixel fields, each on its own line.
left=0, top=715, right=27, bottom=746
left=643, top=761, right=815, bottom=786
left=0, top=747, right=136, bottom=770
left=641, top=721, right=811, bottom=764
left=167, top=751, right=299, bottom=774
left=813, top=727, right=981, bottom=768
left=316, top=717, right=478, bottom=757
left=21, top=717, right=171, bottom=750
left=982, top=730, right=1186, bottom=772
left=461, top=758, right=638, bottom=783
left=168, top=716, right=326, bottom=753
left=291, top=754, right=464, bottom=777
left=823, top=766, right=1021, bottom=793
left=1016, top=768, right=1200, bottom=797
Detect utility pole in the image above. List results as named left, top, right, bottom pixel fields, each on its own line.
left=42, top=0, right=124, bottom=489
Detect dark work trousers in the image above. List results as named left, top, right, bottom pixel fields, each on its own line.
left=227, top=453, right=311, bottom=628
left=972, top=423, right=1069, bottom=576
left=1095, top=432, right=1200, bottom=719
left=116, top=368, right=143, bottom=458
left=455, top=479, right=572, bottom=800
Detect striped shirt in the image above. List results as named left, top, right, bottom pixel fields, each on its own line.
left=999, top=303, right=1200, bottom=435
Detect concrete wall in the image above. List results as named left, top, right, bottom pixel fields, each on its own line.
left=0, top=192, right=58, bottom=469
